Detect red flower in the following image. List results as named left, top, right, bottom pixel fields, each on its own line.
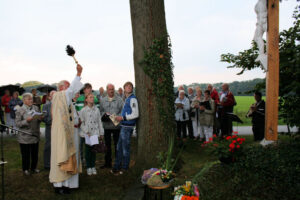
left=232, top=140, right=236, bottom=144
left=213, top=134, right=217, bottom=138
left=236, top=145, right=240, bottom=149
left=226, top=136, right=232, bottom=140
left=209, top=137, right=213, bottom=141
left=232, top=135, right=237, bottom=139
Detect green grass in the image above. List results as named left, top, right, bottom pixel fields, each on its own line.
left=3, top=135, right=294, bottom=200
left=234, top=96, right=284, bottom=126
left=2, top=137, right=139, bottom=200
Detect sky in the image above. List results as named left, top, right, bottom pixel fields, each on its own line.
left=0, top=0, right=298, bottom=89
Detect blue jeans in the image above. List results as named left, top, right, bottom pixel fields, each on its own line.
left=113, top=126, right=134, bottom=170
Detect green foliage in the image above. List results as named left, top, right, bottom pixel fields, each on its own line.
left=221, top=41, right=261, bottom=75
left=140, top=35, right=175, bottom=135
left=199, top=138, right=300, bottom=200
left=220, top=5, right=300, bottom=128
left=156, top=134, right=184, bottom=171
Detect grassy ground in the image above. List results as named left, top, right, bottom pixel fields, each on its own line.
left=1, top=135, right=259, bottom=200
left=234, top=96, right=284, bottom=126
left=2, top=137, right=139, bottom=200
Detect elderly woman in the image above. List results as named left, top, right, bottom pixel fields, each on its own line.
left=175, top=90, right=190, bottom=139
left=15, top=93, right=42, bottom=175
left=191, top=88, right=204, bottom=141
left=199, top=90, right=215, bottom=142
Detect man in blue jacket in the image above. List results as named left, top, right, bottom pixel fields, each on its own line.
left=111, top=81, right=139, bottom=175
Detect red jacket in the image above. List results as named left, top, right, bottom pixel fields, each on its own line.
left=210, top=88, right=220, bottom=104
left=1, top=94, right=11, bottom=113
left=220, top=91, right=235, bottom=108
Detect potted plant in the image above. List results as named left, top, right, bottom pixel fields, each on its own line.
left=174, top=181, right=200, bottom=200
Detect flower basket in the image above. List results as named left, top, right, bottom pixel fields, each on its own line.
left=142, top=168, right=175, bottom=187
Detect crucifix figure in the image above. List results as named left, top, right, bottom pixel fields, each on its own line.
left=254, top=0, right=279, bottom=144
left=254, top=0, right=268, bottom=71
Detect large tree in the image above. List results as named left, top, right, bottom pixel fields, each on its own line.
left=129, top=0, right=175, bottom=167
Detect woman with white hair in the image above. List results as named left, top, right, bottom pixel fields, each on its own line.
left=15, top=92, right=42, bottom=175
left=175, top=90, right=190, bottom=140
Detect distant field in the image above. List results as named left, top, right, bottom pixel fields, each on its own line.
left=234, top=96, right=284, bottom=126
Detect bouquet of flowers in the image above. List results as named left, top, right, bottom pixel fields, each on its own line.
left=141, top=168, right=175, bottom=186
left=174, top=181, right=199, bottom=200
left=202, top=134, right=246, bottom=163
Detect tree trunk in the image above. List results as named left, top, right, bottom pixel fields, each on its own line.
left=129, top=0, right=175, bottom=168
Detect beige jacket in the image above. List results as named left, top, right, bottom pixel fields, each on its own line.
left=15, top=105, right=41, bottom=144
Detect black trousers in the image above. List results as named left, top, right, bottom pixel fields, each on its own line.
left=176, top=121, right=187, bottom=138
left=19, top=143, right=39, bottom=171
left=187, top=118, right=194, bottom=138
left=104, top=129, right=120, bottom=166
left=252, top=123, right=265, bottom=141
left=220, top=115, right=233, bottom=137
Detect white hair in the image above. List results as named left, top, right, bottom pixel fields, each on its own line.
left=179, top=90, right=185, bottom=94
left=22, top=92, right=33, bottom=100
left=188, top=87, right=194, bottom=91
left=57, top=80, right=68, bottom=91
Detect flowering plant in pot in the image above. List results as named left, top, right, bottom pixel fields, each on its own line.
left=173, top=181, right=199, bottom=200
left=202, top=134, right=246, bottom=163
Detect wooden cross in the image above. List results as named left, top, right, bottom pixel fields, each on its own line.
left=265, top=0, right=279, bottom=141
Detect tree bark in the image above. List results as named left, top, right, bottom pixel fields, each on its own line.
left=129, top=0, right=174, bottom=167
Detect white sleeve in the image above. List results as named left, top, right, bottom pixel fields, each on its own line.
left=65, top=76, right=84, bottom=106
left=125, top=98, right=139, bottom=121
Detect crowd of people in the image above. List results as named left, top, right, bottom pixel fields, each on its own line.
left=174, top=83, right=239, bottom=142
left=0, top=64, right=266, bottom=195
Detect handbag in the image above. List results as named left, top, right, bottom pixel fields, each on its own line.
left=91, top=140, right=107, bottom=153
left=101, top=113, right=111, bottom=122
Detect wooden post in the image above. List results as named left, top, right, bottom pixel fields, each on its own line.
left=265, top=0, right=279, bottom=141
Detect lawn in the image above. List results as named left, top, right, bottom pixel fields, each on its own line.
left=234, top=96, right=284, bottom=126
left=0, top=135, right=253, bottom=200
left=1, top=134, right=298, bottom=200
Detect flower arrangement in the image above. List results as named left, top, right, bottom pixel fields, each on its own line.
left=202, top=134, right=246, bottom=163
left=141, top=168, right=175, bottom=187
left=174, top=181, right=199, bottom=200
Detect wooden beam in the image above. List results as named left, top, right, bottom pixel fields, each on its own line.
left=265, top=0, right=279, bottom=141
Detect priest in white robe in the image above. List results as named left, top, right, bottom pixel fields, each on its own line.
left=49, top=64, right=84, bottom=194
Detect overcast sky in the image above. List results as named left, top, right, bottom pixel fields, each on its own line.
left=0, top=0, right=298, bottom=89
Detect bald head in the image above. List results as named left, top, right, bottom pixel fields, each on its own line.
left=178, top=85, right=184, bottom=91
left=58, top=80, right=70, bottom=91
left=106, top=83, right=115, bottom=98
left=222, top=83, right=229, bottom=91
